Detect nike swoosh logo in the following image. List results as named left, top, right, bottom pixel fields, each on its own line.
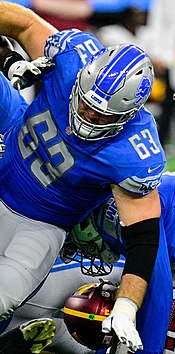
left=148, top=165, right=161, bottom=173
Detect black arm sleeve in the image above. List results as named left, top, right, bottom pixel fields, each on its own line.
left=121, top=218, right=160, bottom=283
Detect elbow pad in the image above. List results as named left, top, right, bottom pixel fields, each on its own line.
left=121, top=218, right=160, bottom=283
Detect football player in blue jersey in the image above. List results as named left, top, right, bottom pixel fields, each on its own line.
left=0, top=2, right=168, bottom=353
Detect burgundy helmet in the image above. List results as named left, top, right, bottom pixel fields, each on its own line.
left=63, top=280, right=118, bottom=350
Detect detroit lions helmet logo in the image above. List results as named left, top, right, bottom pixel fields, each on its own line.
left=135, top=76, right=152, bottom=104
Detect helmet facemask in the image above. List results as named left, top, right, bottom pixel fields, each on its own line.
left=69, top=78, right=138, bottom=141
left=60, top=215, right=120, bottom=277
left=69, top=44, right=154, bottom=141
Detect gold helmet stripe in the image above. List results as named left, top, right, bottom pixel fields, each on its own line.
left=64, top=306, right=107, bottom=321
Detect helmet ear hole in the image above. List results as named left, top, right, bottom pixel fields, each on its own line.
left=136, top=69, right=143, bottom=75
left=109, top=49, right=115, bottom=56
left=79, top=219, right=89, bottom=231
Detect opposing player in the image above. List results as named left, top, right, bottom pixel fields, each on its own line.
left=0, top=2, right=167, bottom=353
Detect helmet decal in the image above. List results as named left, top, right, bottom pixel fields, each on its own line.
left=94, top=45, right=146, bottom=98
left=135, top=76, right=152, bottom=104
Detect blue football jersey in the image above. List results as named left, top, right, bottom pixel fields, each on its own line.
left=0, top=29, right=166, bottom=227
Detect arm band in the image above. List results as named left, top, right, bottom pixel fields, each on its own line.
left=121, top=218, right=160, bottom=283
left=2, top=51, right=25, bottom=79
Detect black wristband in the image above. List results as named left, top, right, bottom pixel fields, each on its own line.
left=121, top=218, right=160, bottom=283
left=2, top=51, right=25, bottom=78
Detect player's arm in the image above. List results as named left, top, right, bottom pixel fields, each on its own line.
left=0, top=2, right=57, bottom=59
left=102, top=186, right=160, bottom=351
left=0, top=36, right=54, bottom=89
left=112, top=185, right=160, bottom=306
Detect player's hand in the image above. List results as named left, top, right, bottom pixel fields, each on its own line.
left=31, top=56, right=54, bottom=70
left=9, top=56, right=54, bottom=90
left=0, top=134, right=5, bottom=158
left=102, top=314, right=143, bottom=352
left=102, top=298, right=143, bottom=353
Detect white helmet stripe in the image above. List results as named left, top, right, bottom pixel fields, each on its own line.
left=95, top=45, right=146, bottom=93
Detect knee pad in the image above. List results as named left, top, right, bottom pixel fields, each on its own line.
left=4, top=223, right=65, bottom=281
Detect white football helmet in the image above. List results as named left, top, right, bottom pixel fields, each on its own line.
left=69, top=43, right=154, bottom=140
left=60, top=215, right=120, bottom=276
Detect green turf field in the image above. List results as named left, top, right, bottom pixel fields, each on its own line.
left=164, top=156, right=175, bottom=172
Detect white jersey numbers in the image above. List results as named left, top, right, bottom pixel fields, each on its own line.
left=18, top=110, right=75, bottom=187
left=76, top=39, right=100, bottom=65
left=128, top=129, right=160, bottom=160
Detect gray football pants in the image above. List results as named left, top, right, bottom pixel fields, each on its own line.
left=0, top=200, right=66, bottom=321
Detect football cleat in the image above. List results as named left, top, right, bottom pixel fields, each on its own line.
left=20, top=318, right=56, bottom=353
left=0, top=318, right=56, bottom=354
